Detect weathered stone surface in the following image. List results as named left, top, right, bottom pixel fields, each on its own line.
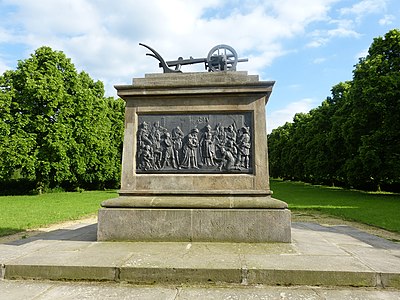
left=192, top=209, right=291, bottom=242
left=98, top=71, right=291, bottom=243
left=115, top=71, right=275, bottom=196
left=101, top=196, right=288, bottom=209
left=97, top=208, right=291, bottom=242
left=2, top=220, right=400, bottom=288
left=3, top=280, right=400, bottom=299
left=5, top=265, right=117, bottom=282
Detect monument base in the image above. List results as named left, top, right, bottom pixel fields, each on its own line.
left=97, top=206, right=291, bottom=243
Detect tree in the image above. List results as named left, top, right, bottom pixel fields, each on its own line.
left=0, top=46, right=124, bottom=192
left=268, top=122, right=292, bottom=180
left=342, top=29, right=400, bottom=190
left=325, top=81, right=351, bottom=186
left=268, top=29, right=400, bottom=191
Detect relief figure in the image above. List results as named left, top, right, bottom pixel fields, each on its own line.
left=181, top=128, right=199, bottom=169
left=200, top=124, right=216, bottom=167
left=136, top=114, right=252, bottom=173
left=238, top=126, right=251, bottom=169
left=172, top=126, right=184, bottom=168
left=161, top=132, right=177, bottom=169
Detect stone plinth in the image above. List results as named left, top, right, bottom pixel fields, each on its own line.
left=98, top=71, right=291, bottom=242
left=98, top=208, right=291, bottom=243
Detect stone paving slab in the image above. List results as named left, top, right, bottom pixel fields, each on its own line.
left=1, top=220, right=399, bottom=288
left=1, top=280, right=400, bottom=300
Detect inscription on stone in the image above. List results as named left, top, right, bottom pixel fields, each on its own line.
left=136, top=113, right=253, bottom=173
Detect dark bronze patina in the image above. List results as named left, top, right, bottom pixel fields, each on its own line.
left=136, top=113, right=253, bottom=174
left=139, top=43, right=248, bottom=73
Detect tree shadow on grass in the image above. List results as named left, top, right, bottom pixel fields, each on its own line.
left=0, top=228, right=25, bottom=238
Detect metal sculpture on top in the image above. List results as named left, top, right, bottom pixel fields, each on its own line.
left=139, top=43, right=248, bottom=73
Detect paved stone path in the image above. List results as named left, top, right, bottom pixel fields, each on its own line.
left=1, top=280, right=400, bottom=300
left=0, top=218, right=399, bottom=299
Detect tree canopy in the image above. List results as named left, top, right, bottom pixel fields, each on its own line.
left=0, top=46, right=125, bottom=194
left=268, top=29, right=400, bottom=192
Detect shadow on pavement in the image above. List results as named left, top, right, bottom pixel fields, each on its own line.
left=5, top=223, right=98, bottom=246
left=292, top=222, right=400, bottom=250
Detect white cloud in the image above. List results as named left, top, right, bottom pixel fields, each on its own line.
left=379, top=14, right=395, bottom=26
left=340, top=0, right=387, bottom=15
left=327, top=20, right=360, bottom=38
left=270, top=0, right=336, bottom=25
left=0, top=0, right=342, bottom=96
left=355, top=48, right=369, bottom=60
left=307, top=19, right=360, bottom=48
left=267, top=98, right=315, bottom=133
left=0, top=27, right=13, bottom=43
left=0, top=58, right=11, bottom=75
left=313, top=57, right=326, bottom=64
left=306, top=0, right=389, bottom=49
left=340, top=0, right=388, bottom=17
left=4, top=0, right=100, bottom=36
left=307, top=38, right=329, bottom=48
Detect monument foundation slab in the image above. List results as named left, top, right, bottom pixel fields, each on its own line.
left=98, top=207, right=291, bottom=242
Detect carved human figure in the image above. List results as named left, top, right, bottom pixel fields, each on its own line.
left=218, top=146, right=238, bottom=171
left=225, top=139, right=237, bottom=160
left=150, top=121, right=166, bottom=169
left=161, top=132, right=177, bottom=169
left=215, top=123, right=226, bottom=146
left=225, top=124, right=237, bottom=144
left=141, top=145, right=154, bottom=171
left=152, top=121, right=167, bottom=136
left=137, top=122, right=154, bottom=170
left=172, top=126, right=184, bottom=167
left=138, top=122, right=152, bottom=148
left=200, top=124, right=216, bottom=167
left=181, top=128, right=199, bottom=169
left=238, top=126, right=251, bottom=169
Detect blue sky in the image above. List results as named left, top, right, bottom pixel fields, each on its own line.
left=0, top=0, right=399, bottom=132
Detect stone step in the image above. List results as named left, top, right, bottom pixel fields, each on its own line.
left=3, top=261, right=396, bottom=287
left=1, top=222, right=399, bottom=288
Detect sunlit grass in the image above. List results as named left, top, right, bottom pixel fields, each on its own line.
left=2, top=181, right=400, bottom=238
left=271, top=179, right=400, bottom=233
left=0, top=190, right=117, bottom=237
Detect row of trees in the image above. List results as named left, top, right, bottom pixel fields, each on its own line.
left=0, top=47, right=125, bottom=194
left=268, top=29, right=400, bottom=192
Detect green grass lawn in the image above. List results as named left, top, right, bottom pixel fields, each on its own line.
left=271, top=179, right=400, bottom=233
left=1, top=181, right=399, bottom=238
left=0, top=190, right=118, bottom=237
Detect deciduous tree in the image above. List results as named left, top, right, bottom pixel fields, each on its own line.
left=268, top=29, right=400, bottom=191
left=0, top=46, right=124, bottom=192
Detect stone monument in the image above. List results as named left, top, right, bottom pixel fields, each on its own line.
left=97, top=44, right=291, bottom=242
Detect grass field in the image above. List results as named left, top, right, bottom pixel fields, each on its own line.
left=270, top=179, right=400, bottom=233
left=0, top=190, right=118, bottom=237
left=1, top=180, right=399, bottom=238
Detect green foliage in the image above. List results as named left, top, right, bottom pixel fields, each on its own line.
left=268, top=29, right=400, bottom=191
left=343, top=29, right=400, bottom=190
left=271, top=179, right=400, bottom=233
left=0, top=46, right=125, bottom=192
left=0, top=190, right=118, bottom=237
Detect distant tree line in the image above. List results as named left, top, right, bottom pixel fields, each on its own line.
left=0, top=46, right=125, bottom=194
left=268, top=29, right=400, bottom=192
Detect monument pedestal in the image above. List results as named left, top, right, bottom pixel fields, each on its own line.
left=98, top=207, right=291, bottom=243
left=98, top=72, right=291, bottom=243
